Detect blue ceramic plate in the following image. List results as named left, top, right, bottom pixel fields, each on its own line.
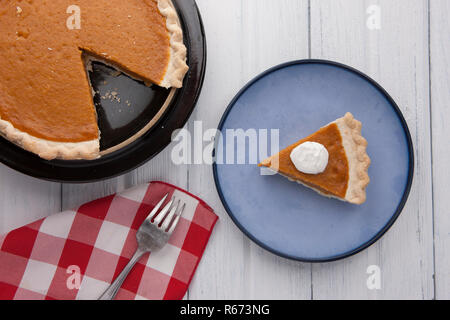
left=213, top=60, right=414, bottom=262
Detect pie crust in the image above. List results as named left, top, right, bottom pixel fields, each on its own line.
left=158, top=0, right=189, bottom=89
left=0, top=119, right=100, bottom=160
left=334, top=113, right=371, bottom=204
left=0, top=0, right=188, bottom=160
left=259, top=113, right=371, bottom=205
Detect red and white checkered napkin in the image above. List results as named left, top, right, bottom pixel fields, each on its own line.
left=0, top=181, right=218, bottom=300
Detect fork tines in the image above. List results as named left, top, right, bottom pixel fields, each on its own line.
left=148, top=194, right=185, bottom=233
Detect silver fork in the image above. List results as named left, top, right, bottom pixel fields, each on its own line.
left=99, top=194, right=185, bottom=300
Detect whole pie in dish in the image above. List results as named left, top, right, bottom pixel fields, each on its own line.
left=259, top=113, right=371, bottom=205
left=0, top=0, right=188, bottom=160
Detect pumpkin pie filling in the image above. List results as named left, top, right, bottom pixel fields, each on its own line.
left=261, top=123, right=349, bottom=198
left=0, top=0, right=188, bottom=158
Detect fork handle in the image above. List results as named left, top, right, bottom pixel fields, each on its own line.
left=98, top=248, right=146, bottom=300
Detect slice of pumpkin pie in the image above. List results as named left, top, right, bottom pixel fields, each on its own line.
left=0, top=0, right=188, bottom=160
left=259, top=113, right=371, bottom=205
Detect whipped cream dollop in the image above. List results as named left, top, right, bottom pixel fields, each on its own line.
left=290, top=142, right=329, bottom=174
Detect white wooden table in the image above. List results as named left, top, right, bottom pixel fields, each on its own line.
left=1, top=0, right=448, bottom=300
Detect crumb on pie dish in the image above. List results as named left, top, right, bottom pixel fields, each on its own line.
left=0, top=0, right=188, bottom=160
left=259, top=113, right=371, bottom=205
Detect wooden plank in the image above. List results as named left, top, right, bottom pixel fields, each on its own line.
left=127, top=146, right=189, bottom=189
left=310, top=0, right=434, bottom=299
left=0, top=165, right=61, bottom=234
left=61, top=177, right=126, bottom=211
left=430, top=0, right=450, bottom=300
left=188, top=0, right=312, bottom=299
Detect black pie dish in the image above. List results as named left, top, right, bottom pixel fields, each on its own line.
left=0, top=0, right=206, bottom=183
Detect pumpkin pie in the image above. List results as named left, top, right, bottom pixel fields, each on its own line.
left=259, top=113, right=371, bottom=204
left=0, top=0, right=188, bottom=160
